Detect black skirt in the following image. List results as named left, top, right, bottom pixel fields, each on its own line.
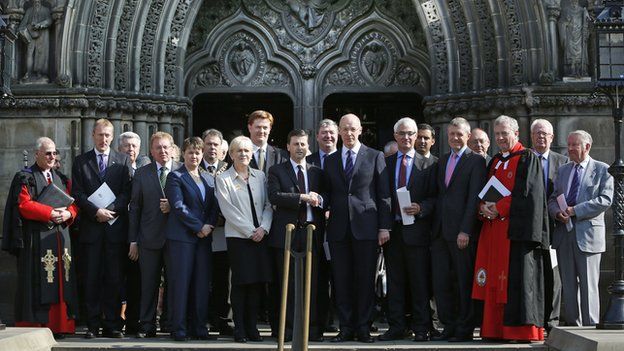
left=227, top=237, right=273, bottom=285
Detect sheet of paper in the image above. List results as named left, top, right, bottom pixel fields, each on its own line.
left=478, top=176, right=511, bottom=201
left=556, top=194, right=573, bottom=232
left=396, top=187, right=415, bottom=225
left=87, top=182, right=118, bottom=225
left=549, top=246, right=558, bottom=269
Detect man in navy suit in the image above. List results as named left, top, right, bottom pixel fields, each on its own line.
left=323, top=113, right=392, bottom=343
left=72, top=118, right=132, bottom=338
left=378, top=118, right=437, bottom=342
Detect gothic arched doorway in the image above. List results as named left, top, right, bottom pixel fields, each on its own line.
left=192, top=93, right=294, bottom=148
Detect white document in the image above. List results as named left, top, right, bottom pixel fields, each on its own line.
left=556, top=194, right=573, bottom=232
left=396, top=187, right=415, bottom=225
left=87, top=182, right=118, bottom=225
left=478, top=176, right=511, bottom=201
left=549, top=246, right=558, bottom=269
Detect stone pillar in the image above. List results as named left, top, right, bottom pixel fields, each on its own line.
left=52, top=1, right=66, bottom=82
left=546, top=5, right=561, bottom=78
left=134, top=113, right=148, bottom=156
left=110, top=111, right=122, bottom=149
left=300, top=65, right=319, bottom=150
left=159, top=114, right=172, bottom=135
left=81, top=116, right=95, bottom=152
left=4, top=2, right=23, bottom=82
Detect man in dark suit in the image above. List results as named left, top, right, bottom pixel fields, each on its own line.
left=431, top=117, right=486, bottom=342
left=378, top=118, right=437, bottom=342
left=306, top=119, right=339, bottom=336
left=530, top=119, right=567, bottom=331
left=72, top=118, right=132, bottom=339
left=247, top=110, right=288, bottom=174
left=468, top=128, right=491, bottom=164
left=268, top=129, right=325, bottom=341
left=128, top=132, right=179, bottom=338
left=416, top=123, right=436, bottom=159
left=118, top=131, right=150, bottom=335
left=200, top=128, right=233, bottom=336
left=323, top=113, right=392, bottom=343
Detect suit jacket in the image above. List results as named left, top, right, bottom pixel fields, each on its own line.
left=267, top=161, right=325, bottom=248
left=71, top=149, right=132, bottom=244
left=323, top=144, right=392, bottom=241
left=128, top=161, right=181, bottom=249
left=545, top=151, right=568, bottom=197
left=200, top=159, right=229, bottom=176
left=387, top=153, right=438, bottom=246
left=163, top=165, right=218, bottom=244
left=548, top=157, right=614, bottom=253
left=250, top=144, right=288, bottom=175
left=215, top=166, right=273, bottom=239
left=433, top=148, right=486, bottom=241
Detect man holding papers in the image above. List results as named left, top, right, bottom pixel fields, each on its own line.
left=378, top=118, right=437, bottom=342
left=2, top=137, right=78, bottom=338
left=472, top=115, right=548, bottom=342
left=548, top=130, right=613, bottom=326
left=72, top=118, right=132, bottom=338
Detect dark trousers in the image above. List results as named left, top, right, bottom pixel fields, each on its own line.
left=209, top=251, right=231, bottom=326
left=543, top=248, right=561, bottom=330
left=166, top=240, right=212, bottom=338
left=123, top=253, right=141, bottom=333
left=430, top=236, right=476, bottom=337
left=81, top=240, right=125, bottom=331
left=231, top=283, right=263, bottom=338
left=329, top=231, right=377, bottom=334
left=384, top=225, right=431, bottom=333
left=138, top=246, right=168, bottom=333
left=316, top=248, right=335, bottom=333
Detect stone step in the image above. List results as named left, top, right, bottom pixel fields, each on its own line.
left=0, top=327, right=57, bottom=351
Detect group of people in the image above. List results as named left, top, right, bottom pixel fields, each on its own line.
left=1, top=110, right=614, bottom=344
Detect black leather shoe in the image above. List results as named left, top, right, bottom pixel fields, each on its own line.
left=331, top=331, right=354, bottom=342
left=248, top=334, right=263, bottom=342
left=234, top=335, right=248, bottom=343
left=84, top=330, right=98, bottom=339
left=413, top=331, right=429, bottom=342
left=430, top=328, right=453, bottom=341
left=102, top=329, right=124, bottom=338
left=357, top=332, right=374, bottom=343
left=194, top=334, right=217, bottom=340
left=173, top=334, right=188, bottom=342
left=429, top=328, right=442, bottom=338
left=448, top=334, right=473, bottom=342
left=53, top=333, right=65, bottom=340
left=309, top=333, right=324, bottom=342
left=219, top=323, right=234, bottom=336
left=378, top=329, right=404, bottom=341
left=325, top=325, right=338, bottom=333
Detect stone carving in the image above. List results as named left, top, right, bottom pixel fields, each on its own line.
left=220, top=32, right=266, bottom=85
left=361, top=42, right=388, bottom=81
left=17, top=0, right=52, bottom=84
left=114, top=0, right=139, bottom=91
left=376, top=0, right=427, bottom=49
left=351, top=32, right=396, bottom=86
left=87, top=0, right=109, bottom=87
left=558, top=0, right=590, bottom=78
left=140, top=0, right=166, bottom=93
left=501, top=0, right=525, bottom=86
left=474, top=0, right=498, bottom=88
left=300, top=63, right=316, bottom=79
left=164, top=0, right=192, bottom=95
left=393, top=62, right=422, bottom=87
left=286, top=0, right=333, bottom=31
left=193, top=62, right=223, bottom=88
left=421, top=0, right=448, bottom=93
left=263, top=64, right=290, bottom=87
left=229, top=42, right=257, bottom=81
left=447, top=0, right=472, bottom=91
left=325, top=65, right=355, bottom=86
left=187, top=0, right=239, bottom=55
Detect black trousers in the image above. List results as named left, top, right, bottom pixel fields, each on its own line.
left=138, top=246, right=168, bottom=333
left=231, top=283, right=263, bottom=338
left=123, top=254, right=141, bottom=333
left=209, top=251, right=231, bottom=326
left=543, top=248, right=561, bottom=329
left=81, top=240, right=126, bottom=331
left=316, top=246, right=335, bottom=332
left=430, top=236, right=476, bottom=336
left=384, top=225, right=431, bottom=333
left=329, top=230, right=377, bottom=334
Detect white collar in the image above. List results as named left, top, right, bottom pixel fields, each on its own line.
left=342, top=142, right=361, bottom=156
left=94, top=148, right=110, bottom=157
left=157, top=159, right=173, bottom=171
left=533, top=149, right=550, bottom=159
left=253, top=143, right=267, bottom=153
left=290, top=158, right=306, bottom=171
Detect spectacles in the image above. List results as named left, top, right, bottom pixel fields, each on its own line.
left=44, top=151, right=59, bottom=156
left=395, top=131, right=416, bottom=137
left=532, top=131, right=552, bottom=137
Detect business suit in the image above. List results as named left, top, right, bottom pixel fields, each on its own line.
left=128, top=160, right=180, bottom=335
left=268, top=160, right=325, bottom=338
left=384, top=151, right=437, bottom=335
left=431, top=147, right=486, bottom=338
left=548, top=157, right=613, bottom=326
left=250, top=144, right=288, bottom=175
left=71, top=149, right=132, bottom=333
left=215, top=166, right=273, bottom=340
left=164, top=165, right=218, bottom=339
left=323, top=144, right=392, bottom=337
left=536, top=150, right=567, bottom=330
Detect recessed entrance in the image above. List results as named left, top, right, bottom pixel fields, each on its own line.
left=323, top=93, right=424, bottom=150
left=192, top=93, right=294, bottom=148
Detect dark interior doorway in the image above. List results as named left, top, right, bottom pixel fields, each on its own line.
left=193, top=93, right=294, bottom=148
left=323, top=93, right=424, bottom=151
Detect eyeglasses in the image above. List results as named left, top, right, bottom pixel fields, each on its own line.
left=395, top=131, right=417, bottom=137
left=44, top=151, right=59, bottom=156
left=532, top=131, right=552, bottom=137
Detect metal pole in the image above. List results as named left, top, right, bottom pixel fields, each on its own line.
left=278, top=224, right=294, bottom=351
left=301, top=224, right=316, bottom=351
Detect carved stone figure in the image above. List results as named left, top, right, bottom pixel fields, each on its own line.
left=558, top=0, right=590, bottom=78
left=286, top=0, right=332, bottom=31
left=362, top=42, right=387, bottom=80
left=229, top=42, right=255, bottom=81
left=18, top=0, right=52, bottom=83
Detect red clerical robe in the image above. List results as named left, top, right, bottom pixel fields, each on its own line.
left=14, top=172, right=78, bottom=334
left=472, top=142, right=544, bottom=341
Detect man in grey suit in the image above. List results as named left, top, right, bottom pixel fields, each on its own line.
left=431, top=117, right=486, bottom=342
left=128, top=132, right=179, bottom=338
left=530, top=119, right=567, bottom=331
left=548, top=130, right=613, bottom=326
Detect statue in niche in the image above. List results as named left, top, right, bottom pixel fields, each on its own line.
left=362, top=42, right=387, bottom=80
left=18, top=0, right=52, bottom=83
left=229, top=42, right=255, bottom=81
left=558, top=0, right=590, bottom=78
left=286, top=0, right=333, bottom=31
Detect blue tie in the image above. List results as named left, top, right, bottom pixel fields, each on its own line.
left=98, top=154, right=107, bottom=177
left=567, top=164, right=581, bottom=206
left=344, top=150, right=354, bottom=181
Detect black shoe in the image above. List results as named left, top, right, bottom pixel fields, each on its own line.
left=430, top=328, right=453, bottom=341
left=219, top=323, right=234, bottom=336
left=378, top=329, right=404, bottom=341
left=53, top=333, right=65, bottom=340
left=325, top=325, right=338, bottom=333
left=234, top=335, right=248, bottom=343
left=248, top=334, right=263, bottom=342
left=84, top=330, right=98, bottom=339
left=413, top=331, right=429, bottom=342
left=357, top=331, right=374, bottom=343
left=309, top=333, right=324, bottom=342
left=429, top=328, right=442, bottom=338
left=173, top=334, right=188, bottom=342
left=448, top=334, right=473, bottom=342
left=194, top=334, right=217, bottom=340
left=102, top=329, right=124, bottom=338
left=369, top=324, right=378, bottom=332
left=331, top=331, right=354, bottom=342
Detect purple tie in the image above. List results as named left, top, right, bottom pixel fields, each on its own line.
left=98, top=154, right=107, bottom=177
left=344, top=150, right=354, bottom=181
left=445, top=153, right=458, bottom=186
left=567, top=164, right=582, bottom=206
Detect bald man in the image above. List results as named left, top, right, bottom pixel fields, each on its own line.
left=468, top=128, right=491, bottom=164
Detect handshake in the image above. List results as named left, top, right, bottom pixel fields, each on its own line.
left=300, top=191, right=322, bottom=207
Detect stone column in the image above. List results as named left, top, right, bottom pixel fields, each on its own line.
left=81, top=116, right=95, bottom=152
left=300, top=64, right=319, bottom=150
left=52, top=1, right=66, bottom=82
left=159, top=114, right=172, bottom=135
left=4, top=2, right=23, bottom=82
left=546, top=5, right=561, bottom=78
left=134, top=112, right=148, bottom=156
left=109, top=111, right=122, bottom=143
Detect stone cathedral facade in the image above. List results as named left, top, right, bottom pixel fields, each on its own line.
left=0, top=0, right=616, bottom=322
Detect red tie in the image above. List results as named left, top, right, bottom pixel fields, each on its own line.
left=398, top=153, right=408, bottom=188
left=46, top=172, right=52, bottom=185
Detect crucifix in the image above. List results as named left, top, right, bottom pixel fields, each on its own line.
left=498, top=271, right=507, bottom=292
left=41, top=249, right=58, bottom=283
